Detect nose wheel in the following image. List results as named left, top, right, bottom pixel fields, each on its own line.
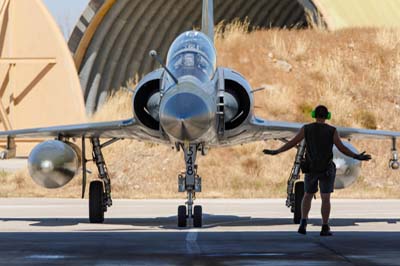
left=193, top=205, right=203, bottom=228
left=177, top=204, right=203, bottom=228
left=177, top=188, right=203, bottom=228
left=178, top=205, right=187, bottom=227
left=177, top=144, right=203, bottom=228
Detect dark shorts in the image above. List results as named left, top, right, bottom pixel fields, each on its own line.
left=304, top=162, right=336, bottom=194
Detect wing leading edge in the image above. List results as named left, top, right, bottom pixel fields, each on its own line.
left=0, top=118, right=167, bottom=143
left=246, top=116, right=400, bottom=142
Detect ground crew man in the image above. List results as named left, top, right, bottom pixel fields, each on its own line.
left=263, top=105, right=371, bottom=236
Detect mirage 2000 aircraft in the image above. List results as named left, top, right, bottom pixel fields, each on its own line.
left=1, top=0, right=400, bottom=227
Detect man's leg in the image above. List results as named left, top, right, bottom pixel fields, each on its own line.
left=319, top=163, right=335, bottom=236
left=320, top=193, right=331, bottom=224
left=302, top=192, right=314, bottom=220
left=298, top=174, right=318, bottom=235
left=320, top=192, right=332, bottom=236
left=298, top=192, right=314, bottom=234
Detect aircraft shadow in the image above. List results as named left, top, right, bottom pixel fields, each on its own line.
left=0, top=214, right=398, bottom=230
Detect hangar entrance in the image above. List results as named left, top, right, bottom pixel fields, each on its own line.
left=69, top=0, right=322, bottom=114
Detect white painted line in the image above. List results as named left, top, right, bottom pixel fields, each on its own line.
left=186, top=229, right=200, bottom=254
left=186, top=230, right=198, bottom=241
left=26, top=255, right=70, bottom=260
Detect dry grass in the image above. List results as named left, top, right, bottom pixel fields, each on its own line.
left=2, top=26, right=400, bottom=199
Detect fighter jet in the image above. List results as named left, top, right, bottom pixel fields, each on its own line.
left=1, top=0, right=399, bottom=227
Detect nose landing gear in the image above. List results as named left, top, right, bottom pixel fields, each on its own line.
left=177, top=144, right=203, bottom=228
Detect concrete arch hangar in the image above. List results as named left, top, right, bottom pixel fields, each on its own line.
left=68, top=0, right=322, bottom=114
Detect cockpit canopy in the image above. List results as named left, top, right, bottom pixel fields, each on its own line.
left=166, top=31, right=217, bottom=83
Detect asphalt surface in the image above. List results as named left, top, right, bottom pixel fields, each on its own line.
left=0, top=198, right=399, bottom=265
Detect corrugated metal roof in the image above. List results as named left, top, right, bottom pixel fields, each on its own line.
left=69, top=0, right=315, bottom=113
left=69, top=0, right=400, bottom=112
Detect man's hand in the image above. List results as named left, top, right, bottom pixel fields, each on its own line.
left=354, top=151, right=372, bottom=161
left=263, top=149, right=279, bottom=155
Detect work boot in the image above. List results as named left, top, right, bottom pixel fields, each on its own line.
left=298, top=219, right=307, bottom=235
left=320, top=224, right=332, bottom=236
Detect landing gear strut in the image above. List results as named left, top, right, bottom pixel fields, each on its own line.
left=286, top=140, right=306, bottom=224
left=389, top=138, right=399, bottom=170
left=177, top=144, right=202, bottom=228
left=0, top=136, right=16, bottom=159
left=82, top=137, right=120, bottom=223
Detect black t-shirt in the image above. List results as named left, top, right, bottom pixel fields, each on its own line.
left=304, top=123, right=336, bottom=173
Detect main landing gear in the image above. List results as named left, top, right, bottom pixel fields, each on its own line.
left=389, top=138, right=400, bottom=170
left=286, top=140, right=306, bottom=224
left=81, top=137, right=120, bottom=223
left=177, top=144, right=203, bottom=228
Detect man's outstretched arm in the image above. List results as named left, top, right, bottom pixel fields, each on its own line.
left=333, top=130, right=357, bottom=158
left=333, top=130, right=372, bottom=161
left=263, top=127, right=305, bottom=155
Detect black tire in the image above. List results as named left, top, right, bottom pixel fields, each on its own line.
left=178, top=205, right=187, bottom=227
left=89, top=181, right=105, bottom=223
left=294, top=181, right=305, bottom=224
left=193, top=205, right=202, bottom=228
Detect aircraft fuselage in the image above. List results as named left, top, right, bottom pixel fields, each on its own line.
left=159, top=31, right=218, bottom=143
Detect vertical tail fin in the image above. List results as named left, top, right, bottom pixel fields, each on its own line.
left=201, top=0, right=214, bottom=42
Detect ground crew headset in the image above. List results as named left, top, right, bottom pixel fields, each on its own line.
left=311, top=106, right=331, bottom=120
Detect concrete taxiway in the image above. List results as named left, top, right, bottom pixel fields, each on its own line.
left=0, top=198, right=399, bottom=265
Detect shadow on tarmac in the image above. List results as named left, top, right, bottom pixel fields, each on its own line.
left=0, top=231, right=399, bottom=266
left=0, top=214, right=398, bottom=229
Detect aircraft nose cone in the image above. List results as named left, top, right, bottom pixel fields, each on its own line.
left=160, top=92, right=212, bottom=141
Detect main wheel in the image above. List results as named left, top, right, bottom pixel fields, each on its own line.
left=89, top=181, right=105, bottom=223
left=294, top=181, right=305, bottom=224
left=178, top=205, right=187, bottom=227
left=193, top=205, right=202, bottom=228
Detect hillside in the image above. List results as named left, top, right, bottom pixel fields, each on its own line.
left=1, top=27, right=400, bottom=199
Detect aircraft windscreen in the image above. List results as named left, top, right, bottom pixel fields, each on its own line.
left=166, top=31, right=216, bottom=83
